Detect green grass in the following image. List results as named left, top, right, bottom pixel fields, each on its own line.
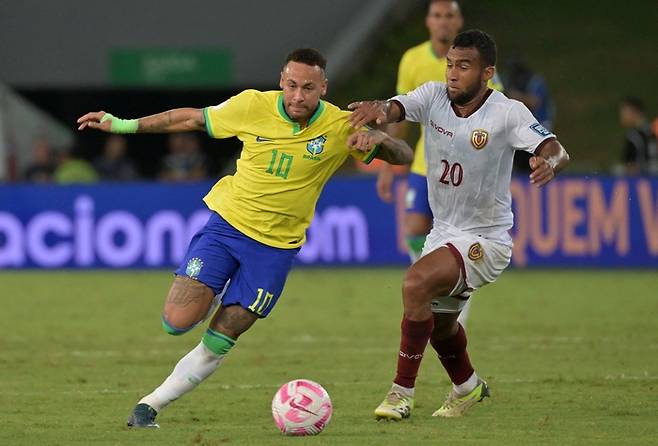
left=1, top=269, right=657, bottom=445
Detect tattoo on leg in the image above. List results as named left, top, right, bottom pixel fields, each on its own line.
left=212, top=305, right=258, bottom=339
left=166, top=277, right=212, bottom=307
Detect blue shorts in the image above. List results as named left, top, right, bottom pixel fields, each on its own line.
left=175, top=212, right=299, bottom=318
left=405, top=172, right=432, bottom=217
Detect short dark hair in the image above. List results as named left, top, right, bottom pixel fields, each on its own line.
left=452, top=29, right=497, bottom=67
left=428, top=0, right=460, bottom=11
left=284, top=48, right=327, bottom=71
left=621, top=96, right=645, bottom=114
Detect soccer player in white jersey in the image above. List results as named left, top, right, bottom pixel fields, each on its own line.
left=349, top=30, right=570, bottom=420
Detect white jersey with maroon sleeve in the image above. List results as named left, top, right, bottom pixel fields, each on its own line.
left=392, top=82, right=556, bottom=247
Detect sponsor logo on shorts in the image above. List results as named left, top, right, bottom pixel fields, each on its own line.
left=468, top=243, right=484, bottom=261
left=185, top=257, right=204, bottom=278
left=470, top=129, right=489, bottom=150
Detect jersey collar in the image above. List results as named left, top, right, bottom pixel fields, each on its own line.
left=451, top=88, right=494, bottom=118
left=427, top=40, right=447, bottom=60
left=277, top=93, right=325, bottom=134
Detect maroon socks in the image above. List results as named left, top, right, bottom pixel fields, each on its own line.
left=430, top=323, right=474, bottom=385
left=393, top=317, right=434, bottom=388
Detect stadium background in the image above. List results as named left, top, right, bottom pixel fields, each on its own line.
left=1, top=1, right=657, bottom=445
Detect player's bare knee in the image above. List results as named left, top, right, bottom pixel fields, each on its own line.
left=209, top=305, right=258, bottom=340
left=161, top=276, right=214, bottom=335
left=401, top=274, right=434, bottom=320
left=161, top=314, right=193, bottom=336
left=402, top=270, right=432, bottom=303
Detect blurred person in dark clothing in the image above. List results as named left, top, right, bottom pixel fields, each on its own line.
left=619, top=97, right=657, bottom=175
left=159, top=133, right=208, bottom=181
left=23, top=138, right=56, bottom=182
left=93, top=134, right=138, bottom=181
left=505, top=56, right=554, bottom=130
left=504, top=55, right=554, bottom=173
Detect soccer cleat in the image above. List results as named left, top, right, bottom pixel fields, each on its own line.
left=374, top=388, right=414, bottom=421
left=432, top=379, right=489, bottom=418
left=127, top=403, right=160, bottom=428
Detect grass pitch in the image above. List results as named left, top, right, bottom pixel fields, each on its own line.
left=1, top=269, right=657, bottom=445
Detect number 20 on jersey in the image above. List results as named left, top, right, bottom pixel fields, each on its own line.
left=439, top=160, right=463, bottom=187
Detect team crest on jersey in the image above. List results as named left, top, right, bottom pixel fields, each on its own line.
left=306, top=135, right=326, bottom=156
left=185, top=257, right=204, bottom=278
left=467, top=243, right=484, bottom=261
left=470, top=129, right=489, bottom=150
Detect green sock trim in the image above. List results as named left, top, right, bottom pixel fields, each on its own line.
left=406, top=236, right=426, bottom=256
left=161, top=316, right=190, bottom=336
left=202, top=329, right=236, bottom=355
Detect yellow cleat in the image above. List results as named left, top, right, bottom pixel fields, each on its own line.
left=374, top=389, right=414, bottom=421
left=432, top=379, right=489, bottom=418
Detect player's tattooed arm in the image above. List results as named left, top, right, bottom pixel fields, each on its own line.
left=347, top=100, right=404, bottom=128
left=136, top=108, right=206, bottom=133
left=77, top=108, right=205, bottom=133
left=347, top=129, right=413, bottom=165
left=529, top=139, right=570, bottom=187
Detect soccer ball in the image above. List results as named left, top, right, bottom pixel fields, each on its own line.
left=271, top=379, right=332, bottom=436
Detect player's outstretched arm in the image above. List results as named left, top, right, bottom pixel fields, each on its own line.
left=347, top=129, right=413, bottom=165
left=376, top=122, right=412, bottom=202
left=529, top=139, right=570, bottom=187
left=347, top=100, right=404, bottom=129
left=77, top=108, right=206, bottom=134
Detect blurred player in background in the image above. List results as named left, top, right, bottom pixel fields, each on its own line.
left=78, top=48, right=413, bottom=428
left=504, top=54, right=556, bottom=174
left=378, top=0, right=504, bottom=326
left=618, top=97, right=657, bottom=175
left=349, top=30, right=570, bottom=421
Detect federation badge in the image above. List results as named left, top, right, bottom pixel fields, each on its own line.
left=530, top=122, right=551, bottom=137
left=467, top=243, right=484, bottom=261
left=405, top=188, right=417, bottom=209
left=306, top=135, right=327, bottom=156
left=470, top=129, right=489, bottom=150
left=185, top=257, right=204, bottom=278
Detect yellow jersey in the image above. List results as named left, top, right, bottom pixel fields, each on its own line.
left=397, top=40, right=504, bottom=175
left=203, top=90, right=377, bottom=249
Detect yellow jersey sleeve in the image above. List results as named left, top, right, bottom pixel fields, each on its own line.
left=489, top=71, right=505, bottom=92
left=204, top=90, right=256, bottom=138
left=353, top=144, right=380, bottom=164
left=342, top=122, right=380, bottom=164
left=396, top=50, right=415, bottom=95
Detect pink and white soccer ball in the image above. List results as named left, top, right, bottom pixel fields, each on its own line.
left=271, top=379, right=332, bottom=436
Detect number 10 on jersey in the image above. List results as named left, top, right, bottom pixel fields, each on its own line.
left=439, top=159, right=463, bottom=186
left=266, top=149, right=293, bottom=179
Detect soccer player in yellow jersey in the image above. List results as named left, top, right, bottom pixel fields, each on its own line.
left=77, top=48, right=413, bottom=428
left=378, top=0, right=503, bottom=326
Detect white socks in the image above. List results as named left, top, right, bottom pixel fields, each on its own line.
left=393, top=375, right=477, bottom=397
left=139, top=342, right=224, bottom=412
left=453, top=372, right=478, bottom=395
left=391, top=382, right=415, bottom=397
